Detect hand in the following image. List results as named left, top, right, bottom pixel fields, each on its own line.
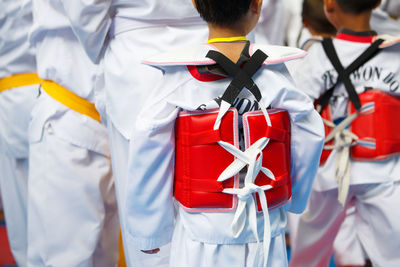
left=141, top=248, right=160, bottom=254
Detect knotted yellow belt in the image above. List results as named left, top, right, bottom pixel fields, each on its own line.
left=0, top=73, right=41, bottom=93
left=41, top=80, right=101, bottom=122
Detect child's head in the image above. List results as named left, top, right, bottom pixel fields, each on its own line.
left=302, top=0, right=336, bottom=37
left=323, top=0, right=381, bottom=31
left=194, top=0, right=262, bottom=35
left=334, top=0, right=381, bottom=15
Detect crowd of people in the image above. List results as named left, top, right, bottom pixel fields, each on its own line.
left=0, top=0, right=399, bottom=266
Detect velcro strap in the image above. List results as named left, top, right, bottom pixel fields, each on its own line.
left=265, top=126, right=287, bottom=142
left=177, top=129, right=221, bottom=146
left=206, top=47, right=267, bottom=106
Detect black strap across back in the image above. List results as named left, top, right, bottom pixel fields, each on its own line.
left=318, top=37, right=384, bottom=112
left=206, top=44, right=268, bottom=107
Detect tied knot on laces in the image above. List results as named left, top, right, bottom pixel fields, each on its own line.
left=218, top=138, right=274, bottom=267
left=323, top=115, right=357, bottom=207
left=236, top=183, right=260, bottom=201
left=321, top=103, right=374, bottom=207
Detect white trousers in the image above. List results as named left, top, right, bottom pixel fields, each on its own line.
left=0, top=84, right=38, bottom=266
left=0, top=153, right=28, bottom=266
left=107, top=119, right=170, bottom=267
left=288, top=203, right=366, bottom=266
left=170, top=214, right=289, bottom=267
left=290, top=182, right=400, bottom=267
left=27, top=98, right=119, bottom=267
left=333, top=205, right=366, bottom=266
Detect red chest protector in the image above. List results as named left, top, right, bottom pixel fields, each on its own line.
left=173, top=47, right=292, bottom=213
left=174, top=108, right=291, bottom=212
left=319, top=90, right=400, bottom=164
left=349, top=90, right=400, bottom=160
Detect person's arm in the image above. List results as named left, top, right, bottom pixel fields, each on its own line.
left=124, top=69, right=180, bottom=251
left=286, top=108, right=324, bottom=213
left=58, top=0, right=113, bottom=63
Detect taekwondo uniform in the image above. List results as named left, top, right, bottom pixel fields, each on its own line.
left=28, top=1, right=118, bottom=266
left=287, top=1, right=400, bottom=261
left=289, top=30, right=400, bottom=267
left=125, top=42, right=324, bottom=267
left=0, top=1, right=39, bottom=265
left=287, top=38, right=367, bottom=266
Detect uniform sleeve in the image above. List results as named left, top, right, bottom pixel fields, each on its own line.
left=254, top=0, right=285, bottom=45
left=267, top=64, right=325, bottom=213
left=385, top=0, right=400, bottom=18
left=58, top=0, right=112, bottom=63
left=124, top=70, right=180, bottom=250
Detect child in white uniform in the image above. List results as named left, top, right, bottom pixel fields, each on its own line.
left=0, top=1, right=40, bottom=265
left=125, top=0, right=324, bottom=266
left=289, top=0, right=400, bottom=266
left=27, top=1, right=119, bottom=266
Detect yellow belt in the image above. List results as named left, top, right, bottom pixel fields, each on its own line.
left=41, top=80, right=101, bottom=122
left=0, top=73, right=42, bottom=92
left=118, top=230, right=126, bottom=267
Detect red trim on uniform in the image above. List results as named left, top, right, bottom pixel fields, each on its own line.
left=336, top=32, right=376, bottom=43
left=187, top=65, right=226, bottom=82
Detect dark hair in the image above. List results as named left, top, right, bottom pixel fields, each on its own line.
left=194, top=0, right=252, bottom=26
left=302, top=0, right=336, bottom=35
left=336, top=0, right=380, bottom=14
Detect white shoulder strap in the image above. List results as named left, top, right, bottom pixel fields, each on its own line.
left=375, top=34, right=400, bottom=48
left=251, top=44, right=307, bottom=64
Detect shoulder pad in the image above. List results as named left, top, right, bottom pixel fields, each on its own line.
left=142, top=43, right=306, bottom=66
left=374, top=34, right=400, bottom=48
left=251, top=44, right=307, bottom=64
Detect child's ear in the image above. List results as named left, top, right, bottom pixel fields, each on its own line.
left=250, top=0, right=263, bottom=15
left=324, top=0, right=335, bottom=13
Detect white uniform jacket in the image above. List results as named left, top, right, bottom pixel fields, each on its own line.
left=372, top=0, right=400, bottom=36
left=253, top=0, right=285, bottom=45
left=29, top=0, right=108, bottom=156
left=0, top=0, right=36, bottom=78
left=124, top=43, right=324, bottom=250
left=289, top=30, right=400, bottom=192
left=57, top=0, right=204, bottom=64
left=0, top=0, right=37, bottom=158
